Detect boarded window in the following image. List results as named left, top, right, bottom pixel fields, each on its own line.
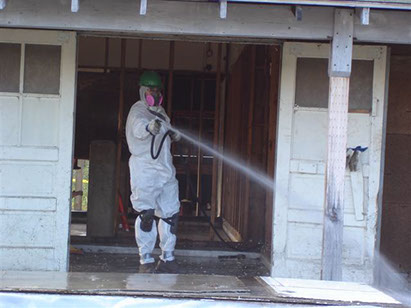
left=295, top=58, right=373, bottom=112
left=24, top=44, right=61, bottom=94
left=0, top=43, right=21, bottom=92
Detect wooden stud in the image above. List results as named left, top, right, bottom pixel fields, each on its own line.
left=104, top=38, right=109, bottom=73
left=140, top=0, right=147, bottom=15
left=210, top=43, right=223, bottom=239
left=71, top=0, right=79, bottom=12
left=167, top=41, right=175, bottom=117
left=196, top=80, right=205, bottom=216
left=0, top=0, right=7, bottom=10
left=292, top=5, right=303, bottom=21
left=243, top=45, right=257, bottom=238
left=114, top=39, right=127, bottom=233
left=220, top=0, right=227, bottom=19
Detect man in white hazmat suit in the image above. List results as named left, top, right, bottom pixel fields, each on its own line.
left=125, top=71, right=181, bottom=273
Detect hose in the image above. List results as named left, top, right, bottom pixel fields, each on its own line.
left=150, top=130, right=172, bottom=160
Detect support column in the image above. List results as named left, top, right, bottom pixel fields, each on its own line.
left=321, top=8, right=353, bottom=281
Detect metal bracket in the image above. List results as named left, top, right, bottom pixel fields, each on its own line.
left=291, top=5, right=303, bottom=21
left=0, top=0, right=7, bottom=10
left=329, top=9, right=354, bottom=78
left=356, top=7, right=370, bottom=25
left=71, top=0, right=79, bottom=12
left=140, top=0, right=147, bottom=15
left=220, top=0, right=227, bottom=19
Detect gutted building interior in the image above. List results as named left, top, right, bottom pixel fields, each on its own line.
left=70, top=36, right=279, bottom=274
left=380, top=45, right=411, bottom=276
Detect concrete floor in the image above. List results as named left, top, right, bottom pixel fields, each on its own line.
left=0, top=271, right=403, bottom=307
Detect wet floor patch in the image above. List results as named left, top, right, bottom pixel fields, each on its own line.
left=70, top=252, right=270, bottom=277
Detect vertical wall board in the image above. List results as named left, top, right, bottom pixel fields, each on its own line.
left=77, top=36, right=105, bottom=67
left=0, top=29, right=77, bottom=271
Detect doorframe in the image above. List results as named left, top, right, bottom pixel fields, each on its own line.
left=271, top=42, right=388, bottom=280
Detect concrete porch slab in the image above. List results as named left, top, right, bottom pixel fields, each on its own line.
left=261, top=277, right=402, bottom=306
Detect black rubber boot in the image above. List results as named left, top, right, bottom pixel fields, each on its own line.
left=155, top=259, right=179, bottom=274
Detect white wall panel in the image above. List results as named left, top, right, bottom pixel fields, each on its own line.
left=0, top=212, right=55, bottom=246
left=0, top=248, right=57, bottom=271
left=287, top=223, right=323, bottom=260
left=0, top=96, right=20, bottom=146
left=0, top=163, right=54, bottom=196
left=21, top=97, right=59, bottom=147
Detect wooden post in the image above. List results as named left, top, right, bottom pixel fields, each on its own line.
left=114, top=39, right=127, bottom=233
left=71, top=0, right=79, bottom=12
left=210, top=43, right=223, bottom=239
left=74, top=160, right=84, bottom=211
left=321, top=8, right=353, bottom=281
left=104, top=38, right=109, bottom=74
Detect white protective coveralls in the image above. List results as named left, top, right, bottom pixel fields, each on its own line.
left=125, top=87, right=180, bottom=264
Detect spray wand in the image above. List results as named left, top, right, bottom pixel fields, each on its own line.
left=147, top=108, right=175, bottom=160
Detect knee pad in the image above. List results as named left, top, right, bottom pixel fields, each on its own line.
left=139, top=209, right=155, bottom=232
left=162, top=213, right=179, bottom=235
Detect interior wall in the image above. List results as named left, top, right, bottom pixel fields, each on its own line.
left=221, top=45, right=279, bottom=245
left=381, top=46, right=411, bottom=273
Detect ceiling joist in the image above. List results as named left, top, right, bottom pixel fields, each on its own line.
left=356, top=7, right=370, bottom=25
left=291, top=5, right=303, bottom=21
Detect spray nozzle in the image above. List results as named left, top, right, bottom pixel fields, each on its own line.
left=147, top=107, right=167, bottom=122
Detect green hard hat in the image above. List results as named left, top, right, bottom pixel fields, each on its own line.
left=139, top=71, right=163, bottom=88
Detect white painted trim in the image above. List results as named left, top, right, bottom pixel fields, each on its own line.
left=272, top=42, right=296, bottom=277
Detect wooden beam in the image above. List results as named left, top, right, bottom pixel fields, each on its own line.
left=321, top=8, right=353, bottom=281
left=71, top=0, right=79, bottom=12
left=210, top=43, right=223, bottom=239
left=291, top=5, right=303, bottom=21
left=220, top=0, right=227, bottom=19
left=114, top=39, right=127, bottom=233
left=0, top=0, right=7, bottom=10
left=356, top=7, right=370, bottom=25
left=140, top=0, right=147, bottom=15
left=2, top=2, right=411, bottom=45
